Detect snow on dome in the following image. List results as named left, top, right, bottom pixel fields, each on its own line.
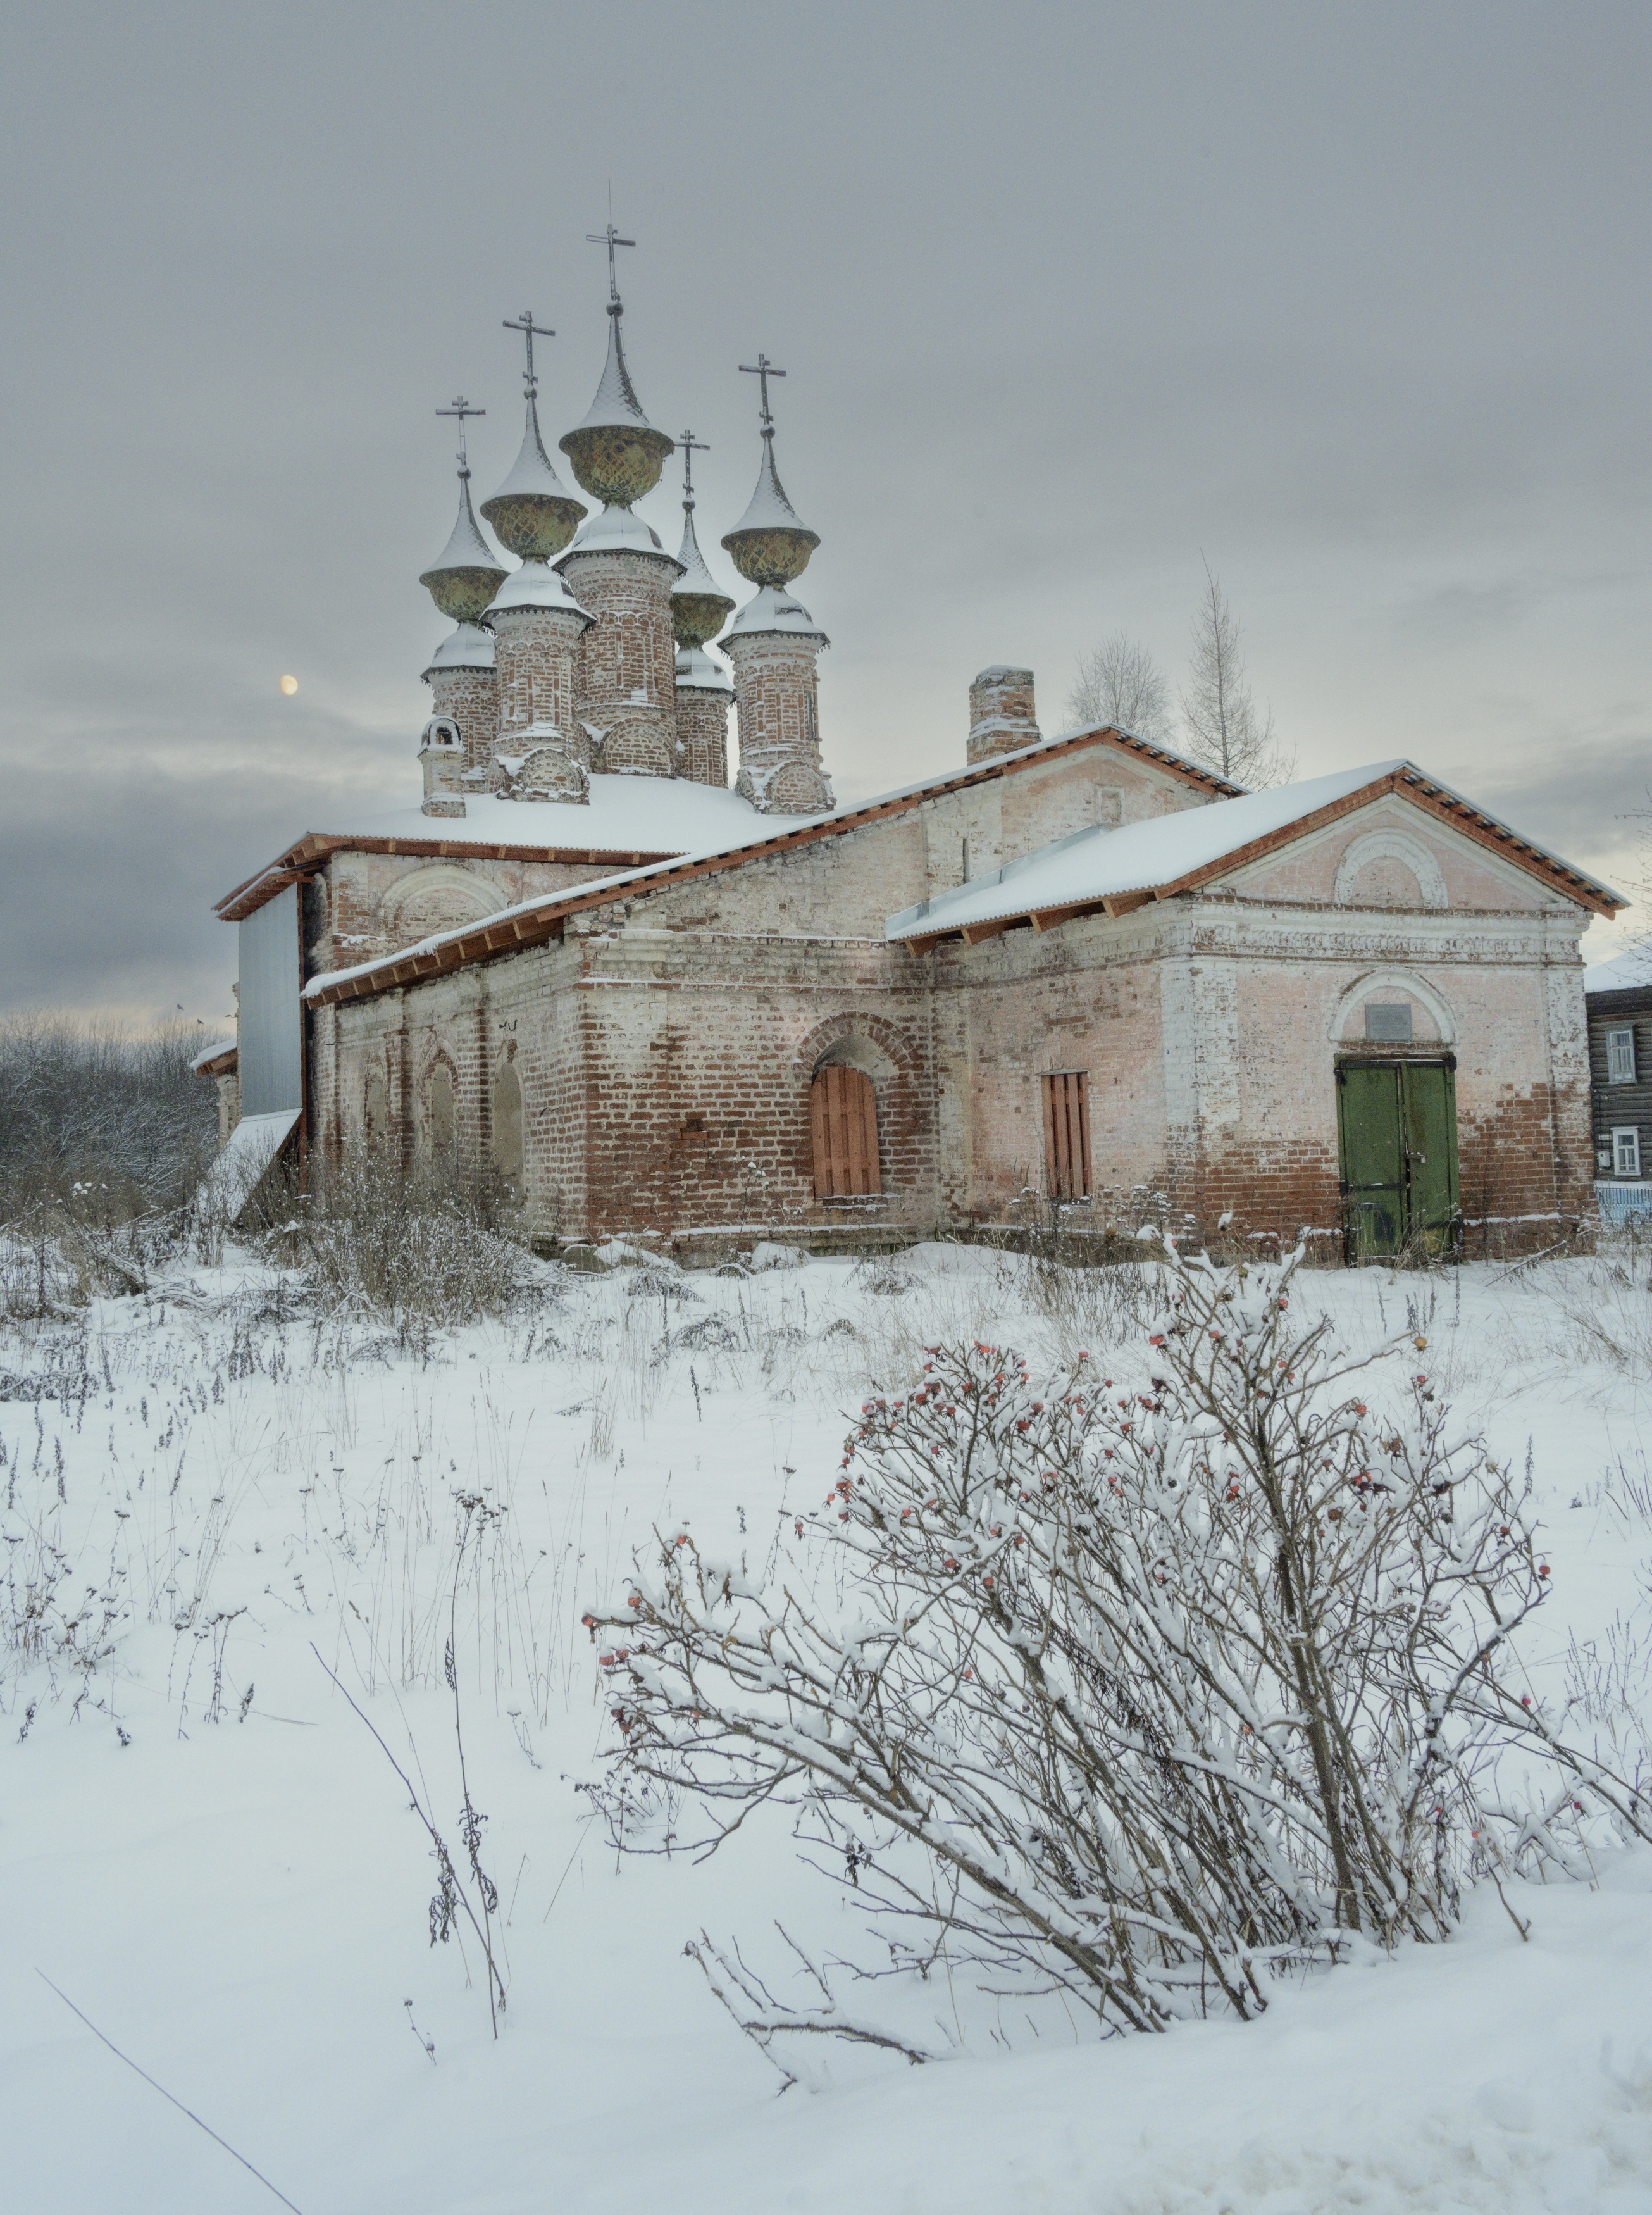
left=558, top=306, right=674, bottom=508
left=483, top=560, right=592, bottom=622
left=674, top=644, right=733, bottom=693
left=480, top=391, right=587, bottom=561
left=673, top=509, right=726, bottom=599
left=419, top=472, right=506, bottom=623
left=555, top=503, right=680, bottom=565
left=422, top=623, right=496, bottom=677
left=721, top=433, right=821, bottom=590
left=724, top=585, right=829, bottom=646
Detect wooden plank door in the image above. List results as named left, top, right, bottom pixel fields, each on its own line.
left=810, top=1065, right=882, bottom=1197
left=1042, top=1071, right=1090, bottom=1200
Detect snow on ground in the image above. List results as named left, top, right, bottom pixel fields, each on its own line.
left=3, top=1239, right=1650, bottom=2213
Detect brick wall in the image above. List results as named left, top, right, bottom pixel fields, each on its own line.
left=726, top=631, right=829, bottom=813
left=674, top=684, right=731, bottom=788
left=425, top=664, right=498, bottom=781
left=561, top=548, right=680, bottom=777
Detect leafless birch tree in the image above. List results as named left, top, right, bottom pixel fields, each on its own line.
left=1066, top=632, right=1173, bottom=742
left=1180, top=560, right=1291, bottom=788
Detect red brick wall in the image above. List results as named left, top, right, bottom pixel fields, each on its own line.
left=675, top=685, right=731, bottom=787
left=561, top=548, right=679, bottom=777
left=426, top=664, right=498, bottom=780
left=725, top=631, right=829, bottom=813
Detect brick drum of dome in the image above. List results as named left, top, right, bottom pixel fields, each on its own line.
left=561, top=549, right=680, bottom=777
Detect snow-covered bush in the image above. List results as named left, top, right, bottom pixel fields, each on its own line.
left=592, top=1240, right=1645, bottom=2059
left=257, top=1155, right=550, bottom=1325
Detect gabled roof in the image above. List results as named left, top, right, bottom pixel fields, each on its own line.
left=302, top=723, right=1234, bottom=1005
left=888, top=761, right=1625, bottom=951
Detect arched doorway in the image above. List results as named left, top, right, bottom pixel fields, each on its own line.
left=810, top=1064, right=881, bottom=1197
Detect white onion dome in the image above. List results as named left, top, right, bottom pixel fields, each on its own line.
left=724, top=585, right=829, bottom=647
left=421, top=623, right=496, bottom=681
left=721, top=434, right=819, bottom=589
left=419, top=470, right=507, bottom=623
left=671, top=509, right=736, bottom=648
left=482, top=559, right=593, bottom=625
left=480, top=390, right=587, bottom=560
left=558, top=306, right=674, bottom=507
left=674, top=643, right=734, bottom=694
left=554, top=502, right=684, bottom=570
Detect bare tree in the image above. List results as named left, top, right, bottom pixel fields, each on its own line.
left=1066, top=632, right=1173, bottom=742
left=1180, top=560, right=1292, bottom=789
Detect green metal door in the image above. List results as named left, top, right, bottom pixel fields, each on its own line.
left=1338, top=1064, right=1406, bottom=1257
left=1401, top=1062, right=1459, bottom=1251
left=1336, top=1060, right=1459, bottom=1259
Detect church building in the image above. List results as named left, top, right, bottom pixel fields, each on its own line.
left=202, top=237, right=1625, bottom=1259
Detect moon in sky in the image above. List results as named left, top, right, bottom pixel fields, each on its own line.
left=279, top=674, right=299, bottom=696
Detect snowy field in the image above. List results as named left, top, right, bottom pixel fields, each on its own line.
left=3, top=1235, right=1651, bottom=2215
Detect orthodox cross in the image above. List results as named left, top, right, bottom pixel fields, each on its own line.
left=436, top=396, right=485, bottom=470
left=740, top=354, right=786, bottom=433
left=678, top=428, right=711, bottom=505
left=585, top=222, right=635, bottom=305
left=502, top=311, right=555, bottom=396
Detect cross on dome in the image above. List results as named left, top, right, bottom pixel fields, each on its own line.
left=585, top=222, right=636, bottom=311
left=739, top=355, right=786, bottom=433
left=502, top=312, right=556, bottom=396
left=435, top=396, right=485, bottom=473
left=678, top=429, right=711, bottom=507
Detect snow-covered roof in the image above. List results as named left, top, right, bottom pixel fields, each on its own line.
left=421, top=471, right=502, bottom=578
left=556, top=502, right=678, bottom=564
left=421, top=623, right=495, bottom=677
left=483, top=560, right=592, bottom=621
left=673, top=510, right=732, bottom=601
left=486, top=392, right=585, bottom=508
left=727, top=435, right=815, bottom=540
left=675, top=644, right=733, bottom=693
left=190, top=1038, right=237, bottom=1073
left=724, top=585, right=829, bottom=644
left=888, top=765, right=1398, bottom=940
left=1584, top=944, right=1652, bottom=995
left=564, top=309, right=662, bottom=438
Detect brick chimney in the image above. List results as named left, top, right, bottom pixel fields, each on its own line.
left=967, top=666, right=1040, bottom=764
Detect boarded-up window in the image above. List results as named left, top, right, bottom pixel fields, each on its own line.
left=810, top=1065, right=882, bottom=1198
left=364, top=1067, right=388, bottom=1146
left=1042, top=1071, right=1090, bottom=1201
left=427, top=1064, right=457, bottom=1159
left=492, top=1063, right=523, bottom=1189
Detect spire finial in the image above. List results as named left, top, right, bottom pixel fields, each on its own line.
left=436, top=395, right=485, bottom=475
left=739, top=354, right=786, bottom=435
left=502, top=312, right=555, bottom=397
left=678, top=428, right=711, bottom=511
left=585, top=220, right=635, bottom=312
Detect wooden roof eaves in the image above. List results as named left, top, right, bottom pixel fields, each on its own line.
left=897, top=768, right=1623, bottom=953
left=213, top=832, right=681, bottom=923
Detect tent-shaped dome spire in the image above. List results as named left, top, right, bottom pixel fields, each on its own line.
left=482, top=388, right=587, bottom=561
left=419, top=404, right=506, bottom=622
left=670, top=430, right=735, bottom=648
left=557, top=242, right=674, bottom=508
left=721, top=365, right=819, bottom=590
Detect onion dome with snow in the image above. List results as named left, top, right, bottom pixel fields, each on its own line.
left=721, top=432, right=819, bottom=590
left=671, top=509, right=736, bottom=649
left=481, top=389, right=587, bottom=561
left=482, top=559, right=593, bottom=625
left=723, top=585, right=829, bottom=647
left=419, top=467, right=506, bottom=623
left=557, top=302, right=674, bottom=508
left=421, top=623, right=496, bottom=680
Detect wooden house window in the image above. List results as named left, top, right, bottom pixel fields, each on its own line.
left=1612, top=1126, right=1643, bottom=1178
left=810, top=1064, right=882, bottom=1198
left=1606, top=1026, right=1637, bottom=1083
left=1042, top=1071, right=1090, bottom=1201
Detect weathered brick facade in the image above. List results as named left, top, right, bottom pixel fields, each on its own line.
left=295, top=732, right=1602, bottom=1259
left=559, top=546, right=681, bottom=777
left=423, top=659, right=498, bottom=783
left=725, top=622, right=829, bottom=814
left=674, top=679, right=731, bottom=789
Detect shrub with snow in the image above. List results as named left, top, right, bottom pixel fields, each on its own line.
left=592, top=1239, right=1648, bottom=2066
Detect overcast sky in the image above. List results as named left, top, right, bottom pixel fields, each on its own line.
left=2, top=1, right=1647, bottom=1030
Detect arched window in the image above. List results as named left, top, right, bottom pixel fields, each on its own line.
left=492, top=1063, right=523, bottom=1190
left=810, top=1064, right=881, bottom=1198
left=426, top=1064, right=457, bottom=1160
